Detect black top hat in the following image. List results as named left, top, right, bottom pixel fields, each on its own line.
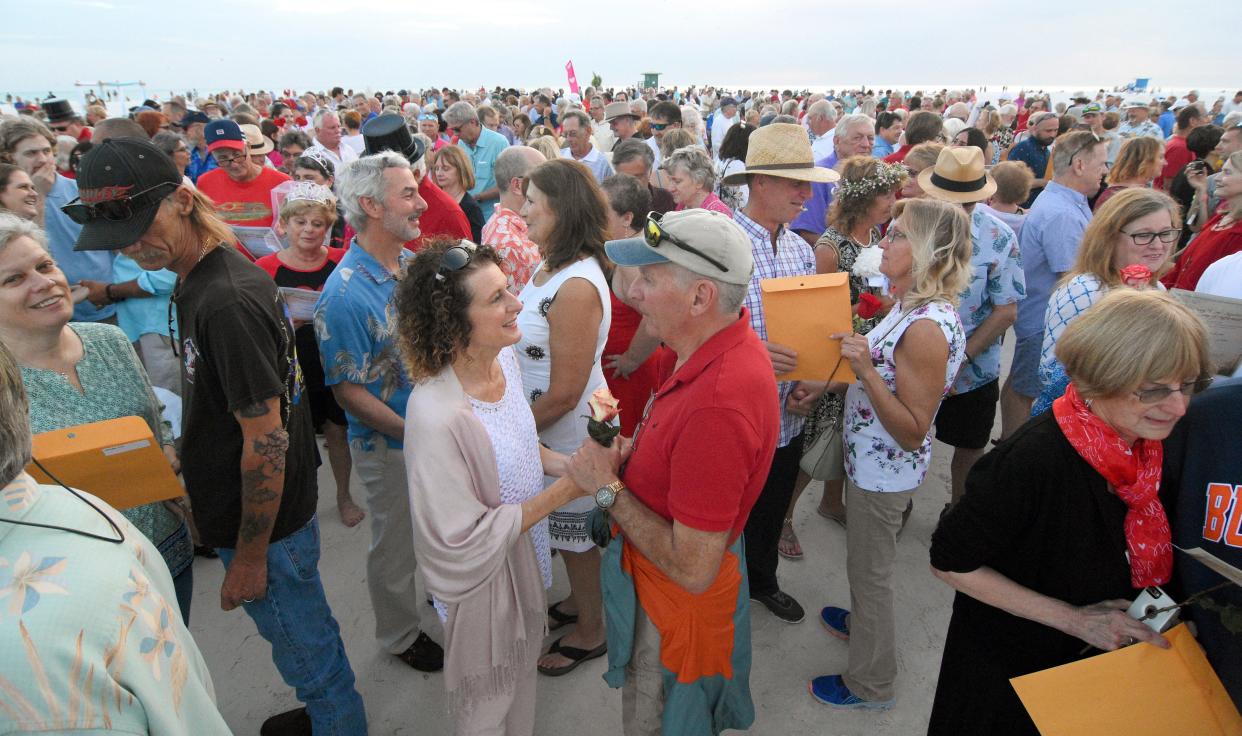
left=362, top=113, right=425, bottom=164
left=42, top=99, right=76, bottom=123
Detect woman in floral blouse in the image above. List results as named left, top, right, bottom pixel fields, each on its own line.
left=792, top=198, right=972, bottom=709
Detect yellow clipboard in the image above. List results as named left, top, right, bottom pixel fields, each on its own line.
left=1011, top=624, right=1242, bottom=735
left=759, top=272, right=855, bottom=383
left=27, top=416, right=183, bottom=510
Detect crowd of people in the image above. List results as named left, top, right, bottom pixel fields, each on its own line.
left=1, top=80, right=1240, bottom=736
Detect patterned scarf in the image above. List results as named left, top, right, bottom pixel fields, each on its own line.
left=1053, top=383, right=1172, bottom=587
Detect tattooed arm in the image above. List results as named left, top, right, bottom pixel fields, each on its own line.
left=220, top=396, right=289, bottom=611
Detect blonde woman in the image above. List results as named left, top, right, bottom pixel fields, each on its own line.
left=899, top=142, right=946, bottom=199
left=796, top=197, right=972, bottom=709
left=1033, top=188, right=1180, bottom=414
left=433, top=145, right=485, bottom=242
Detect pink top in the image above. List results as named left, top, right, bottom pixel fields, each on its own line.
left=676, top=191, right=734, bottom=218
left=481, top=206, right=542, bottom=293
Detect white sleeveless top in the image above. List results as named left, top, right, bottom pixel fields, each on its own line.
left=515, top=256, right=613, bottom=456
left=843, top=300, right=966, bottom=493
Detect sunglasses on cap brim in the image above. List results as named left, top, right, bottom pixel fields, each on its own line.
left=61, top=181, right=178, bottom=225
left=643, top=212, right=728, bottom=273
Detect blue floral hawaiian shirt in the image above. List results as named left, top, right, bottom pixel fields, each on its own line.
left=951, top=208, right=1026, bottom=395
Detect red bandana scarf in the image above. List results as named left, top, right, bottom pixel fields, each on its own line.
left=1053, top=383, right=1172, bottom=587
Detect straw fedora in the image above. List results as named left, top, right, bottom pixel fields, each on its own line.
left=603, top=101, right=636, bottom=123
left=240, top=124, right=274, bottom=156
left=918, top=146, right=996, bottom=204
left=720, top=123, right=841, bottom=185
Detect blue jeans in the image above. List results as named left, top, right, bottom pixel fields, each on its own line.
left=217, top=516, right=367, bottom=734
left=172, top=564, right=193, bottom=624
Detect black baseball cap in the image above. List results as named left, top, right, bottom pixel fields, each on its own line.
left=179, top=110, right=211, bottom=127
left=67, top=138, right=182, bottom=251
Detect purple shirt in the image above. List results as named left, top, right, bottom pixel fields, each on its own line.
left=789, top=151, right=838, bottom=237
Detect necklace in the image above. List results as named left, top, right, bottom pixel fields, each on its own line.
left=197, top=238, right=216, bottom=263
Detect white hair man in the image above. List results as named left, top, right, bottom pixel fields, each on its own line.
left=805, top=99, right=838, bottom=160
left=313, top=151, right=445, bottom=673
left=558, top=109, right=615, bottom=184
left=310, top=109, right=359, bottom=169
left=790, top=113, right=876, bottom=245
left=568, top=209, right=775, bottom=734
left=442, top=100, right=508, bottom=220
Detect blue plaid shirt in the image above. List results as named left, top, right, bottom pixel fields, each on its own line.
left=736, top=209, right=816, bottom=447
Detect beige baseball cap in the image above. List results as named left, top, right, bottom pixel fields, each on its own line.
left=604, top=209, right=755, bottom=285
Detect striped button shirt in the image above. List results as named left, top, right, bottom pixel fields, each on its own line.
left=735, top=209, right=817, bottom=447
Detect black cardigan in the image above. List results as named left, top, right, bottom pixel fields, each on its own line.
left=927, top=411, right=1176, bottom=735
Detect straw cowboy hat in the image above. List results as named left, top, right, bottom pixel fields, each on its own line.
left=918, top=146, right=996, bottom=204
left=603, top=101, right=637, bottom=122
left=721, top=123, right=840, bottom=185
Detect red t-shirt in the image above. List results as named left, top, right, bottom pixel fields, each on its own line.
left=1161, top=213, right=1242, bottom=291
left=619, top=309, right=778, bottom=541
left=409, top=177, right=471, bottom=250
left=1156, top=135, right=1193, bottom=190
left=197, top=167, right=292, bottom=228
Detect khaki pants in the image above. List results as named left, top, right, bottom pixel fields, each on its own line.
left=350, top=440, right=422, bottom=654
left=843, top=480, right=915, bottom=702
left=622, top=604, right=664, bottom=736
left=454, top=659, right=538, bottom=736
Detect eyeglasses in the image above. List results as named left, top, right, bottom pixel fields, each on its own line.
left=1122, top=228, right=1182, bottom=246
left=643, top=212, right=728, bottom=273
left=434, top=242, right=474, bottom=282
left=51, top=125, right=70, bottom=133
left=1133, top=378, right=1213, bottom=404
left=884, top=227, right=908, bottom=243
left=214, top=151, right=246, bottom=166
left=650, top=122, right=672, bottom=131
left=61, top=181, right=177, bottom=224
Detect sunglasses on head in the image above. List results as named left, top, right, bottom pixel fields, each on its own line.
left=643, top=212, right=728, bottom=273
left=61, top=181, right=177, bottom=225
left=435, top=242, right=475, bottom=282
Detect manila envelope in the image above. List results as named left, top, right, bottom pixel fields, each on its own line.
left=1011, top=623, right=1242, bottom=735
left=27, top=416, right=183, bottom=511
left=759, top=272, right=855, bottom=383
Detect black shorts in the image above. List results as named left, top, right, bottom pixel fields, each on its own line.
left=308, top=384, right=347, bottom=433
left=934, top=379, right=1000, bottom=450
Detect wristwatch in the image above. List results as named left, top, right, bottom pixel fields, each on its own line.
left=594, top=480, right=626, bottom=510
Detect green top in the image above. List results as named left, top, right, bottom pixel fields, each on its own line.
left=23, top=322, right=191, bottom=577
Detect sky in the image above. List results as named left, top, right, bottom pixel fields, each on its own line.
left=2, top=0, right=1240, bottom=99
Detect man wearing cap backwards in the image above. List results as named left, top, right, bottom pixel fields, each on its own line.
left=720, top=122, right=840, bottom=625
left=566, top=208, right=776, bottom=734
left=920, top=147, right=1026, bottom=513
left=1118, top=100, right=1165, bottom=141
left=68, top=137, right=367, bottom=735
left=195, top=119, right=291, bottom=232
left=0, top=116, right=115, bottom=323
left=314, top=146, right=446, bottom=673
left=1002, top=130, right=1107, bottom=439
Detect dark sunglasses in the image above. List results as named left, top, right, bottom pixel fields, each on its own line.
left=650, top=122, right=672, bottom=131
left=644, top=212, right=728, bottom=273
left=434, top=243, right=474, bottom=282
left=61, top=181, right=177, bottom=225
left=1133, top=378, right=1213, bottom=404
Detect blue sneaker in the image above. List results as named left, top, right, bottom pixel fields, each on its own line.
left=808, top=674, right=894, bottom=710
left=820, top=606, right=850, bottom=640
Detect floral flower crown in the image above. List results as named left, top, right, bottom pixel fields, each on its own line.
left=834, top=162, right=908, bottom=201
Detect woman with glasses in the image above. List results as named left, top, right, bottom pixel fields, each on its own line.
left=432, top=145, right=486, bottom=243
left=801, top=198, right=971, bottom=710
left=929, top=289, right=1210, bottom=735
left=0, top=214, right=194, bottom=621
left=515, top=158, right=613, bottom=677
left=151, top=131, right=192, bottom=179
left=1032, top=188, right=1180, bottom=415
left=277, top=130, right=312, bottom=175
left=1162, top=150, right=1242, bottom=290
left=395, top=239, right=578, bottom=735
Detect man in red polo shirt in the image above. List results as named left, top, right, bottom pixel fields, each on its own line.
left=568, top=209, right=778, bottom=734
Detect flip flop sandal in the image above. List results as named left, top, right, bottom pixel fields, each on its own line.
left=537, top=636, right=607, bottom=677
left=816, top=506, right=847, bottom=529
left=547, top=601, right=579, bottom=631
left=778, top=520, right=804, bottom=560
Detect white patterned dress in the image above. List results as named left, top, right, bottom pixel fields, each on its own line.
left=844, top=300, right=966, bottom=492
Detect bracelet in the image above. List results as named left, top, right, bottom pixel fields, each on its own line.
left=105, top=283, right=126, bottom=303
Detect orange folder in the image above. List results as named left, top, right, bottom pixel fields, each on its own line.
left=1011, top=624, right=1242, bottom=735
left=27, top=416, right=183, bottom=510
left=759, top=272, right=855, bottom=383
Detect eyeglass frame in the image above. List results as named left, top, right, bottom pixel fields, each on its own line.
left=643, top=212, right=729, bottom=273
left=1121, top=227, right=1182, bottom=246
left=213, top=149, right=249, bottom=166
left=1132, top=377, right=1213, bottom=404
